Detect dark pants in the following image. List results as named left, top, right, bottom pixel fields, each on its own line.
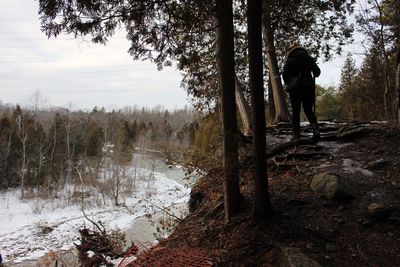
left=289, top=87, right=317, bottom=134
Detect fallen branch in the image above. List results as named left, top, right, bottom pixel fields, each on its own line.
left=142, top=199, right=182, bottom=221
left=267, top=138, right=314, bottom=157
left=267, top=125, right=374, bottom=157
left=76, top=167, right=105, bottom=235
left=204, top=202, right=224, bottom=219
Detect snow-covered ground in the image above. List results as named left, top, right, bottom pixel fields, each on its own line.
left=0, top=161, right=191, bottom=265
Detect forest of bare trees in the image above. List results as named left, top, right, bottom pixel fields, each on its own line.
left=0, top=102, right=200, bottom=199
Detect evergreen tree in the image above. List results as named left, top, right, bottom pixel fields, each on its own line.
left=47, top=113, right=68, bottom=183
left=339, top=54, right=358, bottom=120
left=0, top=113, right=18, bottom=188
left=356, top=45, right=387, bottom=120
left=113, top=121, right=134, bottom=163
left=162, top=120, right=173, bottom=142
left=357, top=0, right=399, bottom=119
left=84, top=122, right=104, bottom=158
left=26, top=118, right=47, bottom=189
left=339, top=45, right=387, bottom=121
left=316, top=86, right=341, bottom=120
left=194, top=113, right=221, bottom=152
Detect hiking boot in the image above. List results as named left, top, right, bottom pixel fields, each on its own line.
left=311, top=123, right=320, bottom=143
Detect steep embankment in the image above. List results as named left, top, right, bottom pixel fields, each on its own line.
left=157, top=122, right=400, bottom=266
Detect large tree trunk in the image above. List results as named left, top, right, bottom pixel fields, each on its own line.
left=262, top=0, right=291, bottom=124
left=396, top=50, right=400, bottom=124
left=235, top=77, right=252, bottom=135
left=248, top=0, right=274, bottom=220
left=216, top=0, right=242, bottom=222
left=267, top=74, right=276, bottom=124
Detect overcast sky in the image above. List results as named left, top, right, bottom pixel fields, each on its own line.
left=0, top=0, right=363, bottom=111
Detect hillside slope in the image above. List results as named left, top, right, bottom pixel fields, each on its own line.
left=159, top=122, right=400, bottom=266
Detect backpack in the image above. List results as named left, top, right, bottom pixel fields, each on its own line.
left=285, top=73, right=302, bottom=92
left=285, top=59, right=316, bottom=93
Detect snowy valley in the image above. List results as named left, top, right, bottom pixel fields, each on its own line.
left=0, top=155, right=193, bottom=266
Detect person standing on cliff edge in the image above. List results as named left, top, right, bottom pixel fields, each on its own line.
left=283, top=44, right=321, bottom=142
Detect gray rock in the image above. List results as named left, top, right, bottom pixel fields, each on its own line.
left=310, top=172, right=353, bottom=201
left=366, top=159, right=390, bottom=170
left=325, top=243, right=339, bottom=253
left=6, top=248, right=80, bottom=267
left=280, top=247, right=321, bottom=267
left=367, top=203, right=392, bottom=220
left=342, top=159, right=373, bottom=177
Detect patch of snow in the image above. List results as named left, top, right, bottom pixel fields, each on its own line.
left=319, top=141, right=352, bottom=154
left=342, top=158, right=373, bottom=177
left=370, top=121, right=388, bottom=124
left=0, top=163, right=191, bottom=265
left=314, top=163, right=332, bottom=169
left=300, top=121, right=310, bottom=126
left=87, top=250, right=95, bottom=258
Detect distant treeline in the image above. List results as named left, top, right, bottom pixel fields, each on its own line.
left=314, top=44, right=399, bottom=122
left=0, top=104, right=200, bottom=194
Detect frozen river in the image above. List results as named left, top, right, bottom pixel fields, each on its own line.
left=0, top=154, right=195, bottom=266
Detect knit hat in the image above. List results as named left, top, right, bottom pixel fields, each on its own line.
left=285, top=43, right=305, bottom=59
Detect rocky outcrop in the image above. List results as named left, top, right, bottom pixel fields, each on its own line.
left=367, top=203, right=392, bottom=220
left=365, top=159, right=390, bottom=170
left=310, top=172, right=353, bottom=201
left=280, top=247, right=321, bottom=267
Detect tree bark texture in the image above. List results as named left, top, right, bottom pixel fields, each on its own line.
left=235, top=77, right=253, bottom=135
left=396, top=53, right=400, bottom=124
left=267, top=74, right=276, bottom=124
left=216, top=0, right=242, bottom=222
left=248, top=0, right=274, bottom=220
left=262, top=0, right=291, bottom=124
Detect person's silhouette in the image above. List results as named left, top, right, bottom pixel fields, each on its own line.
left=283, top=44, right=321, bottom=142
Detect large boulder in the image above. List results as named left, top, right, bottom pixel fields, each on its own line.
left=310, top=172, right=353, bottom=201
left=365, top=159, right=390, bottom=170
left=280, top=247, right=321, bottom=267
left=367, top=203, right=392, bottom=220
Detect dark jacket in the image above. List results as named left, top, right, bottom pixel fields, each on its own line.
left=282, top=47, right=320, bottom=91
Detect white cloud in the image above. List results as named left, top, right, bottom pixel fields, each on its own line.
left=0, top=0, right=365, bottom=109
left=0, top=0, right=188, bottom=110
